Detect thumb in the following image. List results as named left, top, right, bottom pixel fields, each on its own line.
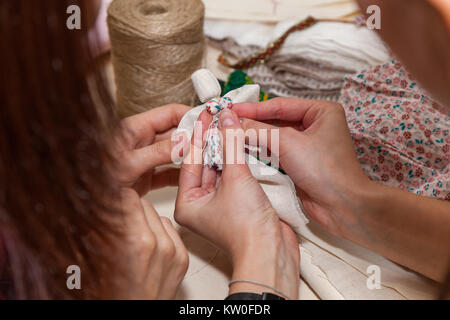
left=219, top=109, right=252, bottom=180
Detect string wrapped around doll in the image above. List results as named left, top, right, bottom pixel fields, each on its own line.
left=203, top=96, right=233, bottom=169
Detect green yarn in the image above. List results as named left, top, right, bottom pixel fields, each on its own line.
left=220, top=70, right=271, bottom=101
left=223, top=70, right=254, bottom=95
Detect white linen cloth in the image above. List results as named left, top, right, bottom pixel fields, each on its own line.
left=204, top=20, right=391, bottom=71
left=298, top=221, right=438, bottom=300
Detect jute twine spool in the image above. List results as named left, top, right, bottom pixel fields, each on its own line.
left=107, top=0, right=205, bottom=118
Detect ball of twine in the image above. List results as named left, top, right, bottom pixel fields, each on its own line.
left=107, top=0, right=205, bottom=118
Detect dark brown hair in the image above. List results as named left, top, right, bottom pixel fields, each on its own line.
left=0, top=0, right=122, bottom=299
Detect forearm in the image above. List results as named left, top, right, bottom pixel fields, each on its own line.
left=347, top=181, right=450, bottom=282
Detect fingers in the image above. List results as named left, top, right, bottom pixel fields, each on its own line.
left=240, top=118, right=278, bottom=150
left=219, top=109, right=252, bottom=180
left=141, top=203, right=183, bottom=258
left=201, top=166, right=217, bottom=192
left=120, top=188, right=154, bottom=237
left=122, top=104, right=191, bottom=148
left=178, top=111, right=211, bottom=194
left=132, top=139, right=173, bottom=170
left=155, top=128, right=176, bottom=143
left=133, top=167, right=180, bottom=196
left=160, top=217, right=189, bottom=269
left=140, top=199, right=187, bottom=300
left=158, top=217, right=189, bottom=299
left=233, top=98, right=329, bottom=127
left=124, top=138, right=176, bottom=184
left=261, top=119, right=303, bottom=131
left=141, top=199, right=168, bottom=234
left=241, top=118, right=306, bottom=162
left=140, top=200, right=179, bottom=266
left=151, top=167, right=180, bottom=190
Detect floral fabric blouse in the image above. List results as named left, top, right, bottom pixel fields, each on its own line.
left=339, top=60, right=449, bottom=200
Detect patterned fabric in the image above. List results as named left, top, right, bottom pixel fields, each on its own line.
left=339, top=60, right=450, bottom=200
left=204, top=97, right=234, bottom=169
left=220, top=70, right=271, bottom=101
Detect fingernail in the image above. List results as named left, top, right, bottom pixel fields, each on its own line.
left=220, top=109, right=236, bottom=128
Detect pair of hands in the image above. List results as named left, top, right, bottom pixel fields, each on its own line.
left=114, top=98, right=368, bottom=299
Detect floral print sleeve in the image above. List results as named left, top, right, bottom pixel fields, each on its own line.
left=339, top=60, right=450, bottom=200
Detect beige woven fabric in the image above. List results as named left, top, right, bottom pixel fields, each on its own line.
left=205, top=19, right=391, bottom=101
left=209, top=37, right=351, bottom=101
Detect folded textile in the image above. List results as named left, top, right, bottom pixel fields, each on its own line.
left=299, top=221, right=438, bottom=300
left=205, top=20, right=390, bottom=69
left=203, top=0, right=358, bottom=22
left=206, top=21, right=390, bottom=101
left=209, top=37, right=351, bottom=101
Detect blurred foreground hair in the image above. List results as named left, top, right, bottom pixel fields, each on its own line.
left=0, top=0, right=121, bottom=299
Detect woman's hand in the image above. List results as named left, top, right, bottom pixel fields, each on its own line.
left=117, top=188, right=189, bottom=299
left=115, top=104, right=191, bottom=195
left=110, top=105, right=191, bottom=298
left=174, top=109, right=300, bottom=299
left=235, top=98, right=372, bottom=240
left=234, top=98, right=450, bottom=282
